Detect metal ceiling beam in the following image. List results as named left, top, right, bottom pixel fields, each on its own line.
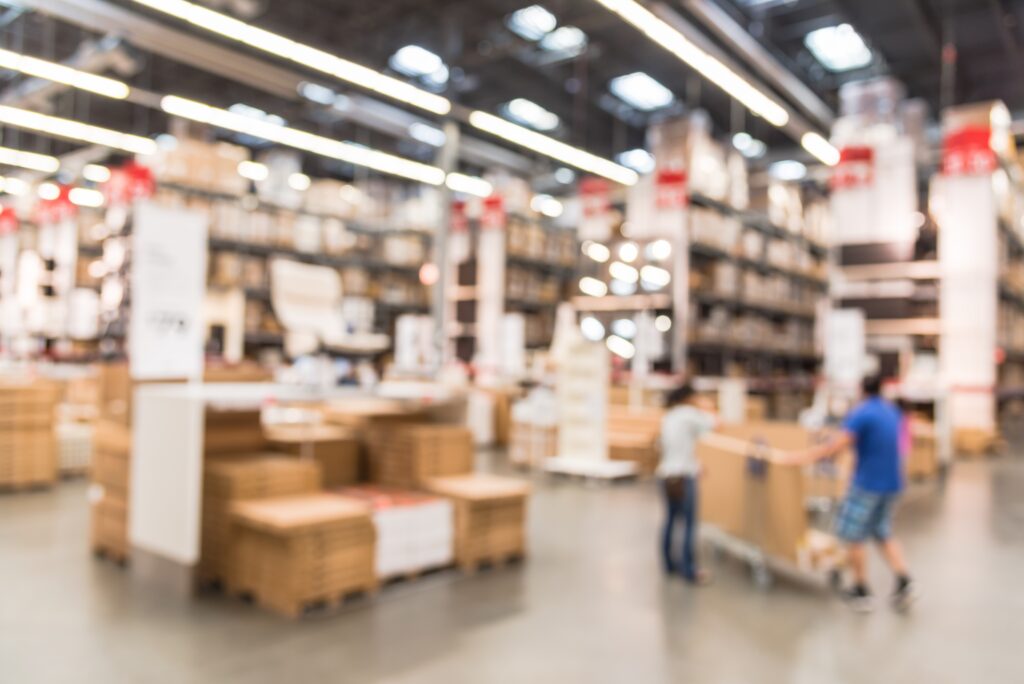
left=5, top=0, right=537, bottom=173
left=683, top=0, right=834, bottom=129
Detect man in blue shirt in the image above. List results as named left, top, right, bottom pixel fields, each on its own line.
left=797, top=375, right=916, bottom=612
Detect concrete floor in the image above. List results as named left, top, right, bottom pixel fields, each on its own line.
left=2, top=455, right=1023, bottom=683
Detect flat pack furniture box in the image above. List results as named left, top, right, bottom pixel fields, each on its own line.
left=367, top=424, right=473, bottom=488
left=204, top=407, right=270, bottom=457
left=0, top=379, right=60, bottom=490
left=89, top=419, right=132, bottom=561
left=907, top=422, right=938, bottom=478
left=336, top=485, right=454, bottom=579
left=607, top=406, right=664, bottom=476
left=696, top=425, right=846, bottom=572
left=199, top=456, right=321, bottom=585
left=230, top=494, right=377, bottom=618
left=265, top=423, right=361, bottom=487
left=424, top=474, right=529, bottom=572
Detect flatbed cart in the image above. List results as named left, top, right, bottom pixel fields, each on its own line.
left=696, top=433, right=848, bottom=591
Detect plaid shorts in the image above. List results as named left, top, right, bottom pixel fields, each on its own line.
left=835, top=486, right=899, bottom=542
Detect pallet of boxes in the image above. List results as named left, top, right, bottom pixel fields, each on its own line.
left=90, top=364, right=134, bottom=563
left=0, top=379, right=60, bottom=492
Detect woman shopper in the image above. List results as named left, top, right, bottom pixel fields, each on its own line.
left=657, top=384, right=717, bottom=584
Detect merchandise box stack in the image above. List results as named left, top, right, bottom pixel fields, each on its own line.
left=367, top=424, right=473, bottom=488
left=230, top=494, right=377, bottom=618
left=607, top=406, right=664, bottom=476
left=907, top=421, right=938, bottom=479
left=90, top=420, right=133, bottom=561
left=204, top=407, right=270, bottom=458
left=199, top=456, right=322, bottom=585
left=337, top=486, right=454, bottom=579
left=424, top=474, right=530, bottom=573
left=265, top=423, right=362, bottom=487
left=0, top=380, right=60, bottom=490
left=97, top=363, right=133, bottom=426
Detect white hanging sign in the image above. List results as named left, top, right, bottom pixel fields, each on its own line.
left=130, top=201, right=208, bottom=381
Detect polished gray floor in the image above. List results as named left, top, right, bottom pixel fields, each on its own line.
left=2, top=453, right=1023, bottom=683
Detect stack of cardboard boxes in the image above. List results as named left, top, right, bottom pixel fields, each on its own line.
left=230, top=494, right=377, bottom=618
left=367, top=424, right=474, bottom=488
left=0, top=380, right=60, bottom=490
left=425, top=474, right=530, bottom=573
left=265, top=423, right=361, bottom=487
left=199, top=456, right=321, bottom=585
left=90, top=365, right=134, bottom=561
left=607, top=406, right=664, bottom=476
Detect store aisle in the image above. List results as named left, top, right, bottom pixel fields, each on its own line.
left=2, top=455, right=1021, bottom=684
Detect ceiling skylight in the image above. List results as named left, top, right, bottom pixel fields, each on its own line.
left=507, top=5, right=558, bottom=41
left=804, top=23, right=872, bottom=72
left=609, top=72, right=674, bottom=111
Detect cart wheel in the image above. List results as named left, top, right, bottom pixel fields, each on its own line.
left=751, top=562, right=773, bottom=590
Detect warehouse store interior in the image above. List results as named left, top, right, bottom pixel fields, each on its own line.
left=1, top=0, right=1022, bottom=682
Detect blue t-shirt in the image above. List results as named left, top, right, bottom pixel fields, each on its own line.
left=843, top=397, right=903, bottom=494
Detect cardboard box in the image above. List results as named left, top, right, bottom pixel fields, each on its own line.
left=0, top=380, right=60, bottom=488
left=424, top=474, right=529, bottom=571
left=230, top=494, right=377, bottom=618
left=265, top=424, right=362, bottom=487
left=907, top=422, right=938, bottom=478
left=97, top=363, right=133, bottom=425
left=607, top=406, right=664, bottom=476
left=954, top=428, right=998, bottom=458
left=90, top=493, right=129, bottom=562
left=204, top=408, right=269, bottom=456
left=367, top=424, right=473, bottom=488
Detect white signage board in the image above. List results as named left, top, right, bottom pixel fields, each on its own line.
left=825, top=308, right=866, bottom=394
left=130, top=201, right=208, bottom=380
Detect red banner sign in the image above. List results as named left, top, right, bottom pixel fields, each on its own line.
left=655, top=168, right=688, bottom=210
left=942, top=126, right=996, bottom=176
left=105, top=161, right=156, bottom=205
left=830, top=146, right=874, bottom=190
left=36, top=185, right=76, bottom=224
left=0, top=206, right=18, bottom=235
left=480, top=194, right=505, bottom=231
left=580, top=176, right=610, bottom=218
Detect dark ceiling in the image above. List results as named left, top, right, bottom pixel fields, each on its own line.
left=0, top=0, right=1021, bottom=179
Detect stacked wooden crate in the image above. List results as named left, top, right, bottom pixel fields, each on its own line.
left=424, top=474, right=529, bottom=573
left=265, top=423, right=361, bottom=487
left=367, top=424, right=473, bottom=488
left=230, top=494, right=377, bottom=618
left=0, top=380, right=60, bottom=490
left=199, top=456, right=321, bottom=585
left=90, top=420, right=133, bottom=561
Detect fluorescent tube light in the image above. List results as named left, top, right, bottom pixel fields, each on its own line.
left=82, top=164, right=111, bottom=183
left=0, top=145, right=60, bottom=173
left=580, top=316, right=606, bottom=341
left=769, top=160, right=806, bottom=181
left=540, top=26, right=587, bottom=54
left=445, top=172, right=492, bottom=198
left=288, top=172, right=311, bottom=191
left=801, top=132, right=840, bottom=166
left=390, top=45, right=449, bottom=86
left=408, top=122, right=447, bottom=147
left=0, top=177, right=28, bottom=196
left=590, top=0, right=789, bottom=126
left=531, top=193, right=563, bottom=217
left=609, top=261, right=639, bottom=283
left=0, top=106, right=157, bottom=156
left=582, top=241, right=611, bottom=263
left=69, top=187, right=105, bottom=207
left=237, top=160, right=269, bottom=181
left=616, top=148, right=655, bottom=174
left=579, top=276, right=609, bottom=297
left=132, top=0, right=451, bottom=115
left=469, top=110, right=638, bottom=186
left=0, top=48, right=130, bottom=99
left=606, top=334, right=635, bottom=359
left=37, top=182, right=60, bottom=200
left=161, top=95, right=445, bottom=185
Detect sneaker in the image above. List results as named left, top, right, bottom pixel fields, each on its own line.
left=842, top=585, right=874, bottom=613
left=892, top=577, right=918, bottom=611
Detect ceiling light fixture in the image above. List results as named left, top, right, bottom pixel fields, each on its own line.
left=606, top=334, right=636, bottom=359
left=131, top=0, right=451, bottom=115
left=0, top=145, right=60, bottom=173
left=0, top=105, right=157, bottom=155
left=468, top=110, right=638, bottom=186
left=531, top=193, right=564, bottom=218
left=579, top=276, right=609, bottom=297
left=609, top=261, right=639, bottom=283
left=37, top=182, right=60, bottom=200
left=580, top=316, right=606, bottom=341
left=804, top=23, right=872, bottom=72
left=582, top=241, right=611, bottom=263
left=389, top=45, right=449, bottom=86
left=82, top=164, right=111, bottom=183
left=288, top=172, right=311, bottom=191
left=507, top=5, right=558, bottom=41
left=445, top=172, right=493, bottom=198
left=800, top=131, right=840, bottom=166
left=609, top=72, right=674, bottom=111
left=408, top=122, right=447, bottom=147
left=0, top=47, right=130, bottom=99
left=590, top=0, right=789, bottom=126
left=0, top=176, right=29, bottom=196
left=769, top=160, right=807, bottom=181
left=160, top=95, right=445, bottom=185
left=69, top=187, right=105, bottom=208
left=237, top=160, right=269, bottom=181
left=504, top=98, right=560, bottom=131
left=616, top=148, right=655, bottom=174
left=540, top=26, right=588, bottom=54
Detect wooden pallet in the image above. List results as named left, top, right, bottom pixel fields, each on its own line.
left=459, top=551, right=526, bottom=575
left=92, top=544, right=129, bottom=567
left=238, top=583, right=379, bottom=619
left=381, top=563, right=453, bottom=586
left=0, top=480, right=55, bottom=493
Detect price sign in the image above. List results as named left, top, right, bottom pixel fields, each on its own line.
left=480, top=194, right=505, bottom=231
left=830, top=146, right=874, bottom=191
left=942, top=126, right=996, bottom=176
left=655, top=168, right=688, bottom=209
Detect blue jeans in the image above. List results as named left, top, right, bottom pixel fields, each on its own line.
left=662, top=476, right=698, bottom=580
